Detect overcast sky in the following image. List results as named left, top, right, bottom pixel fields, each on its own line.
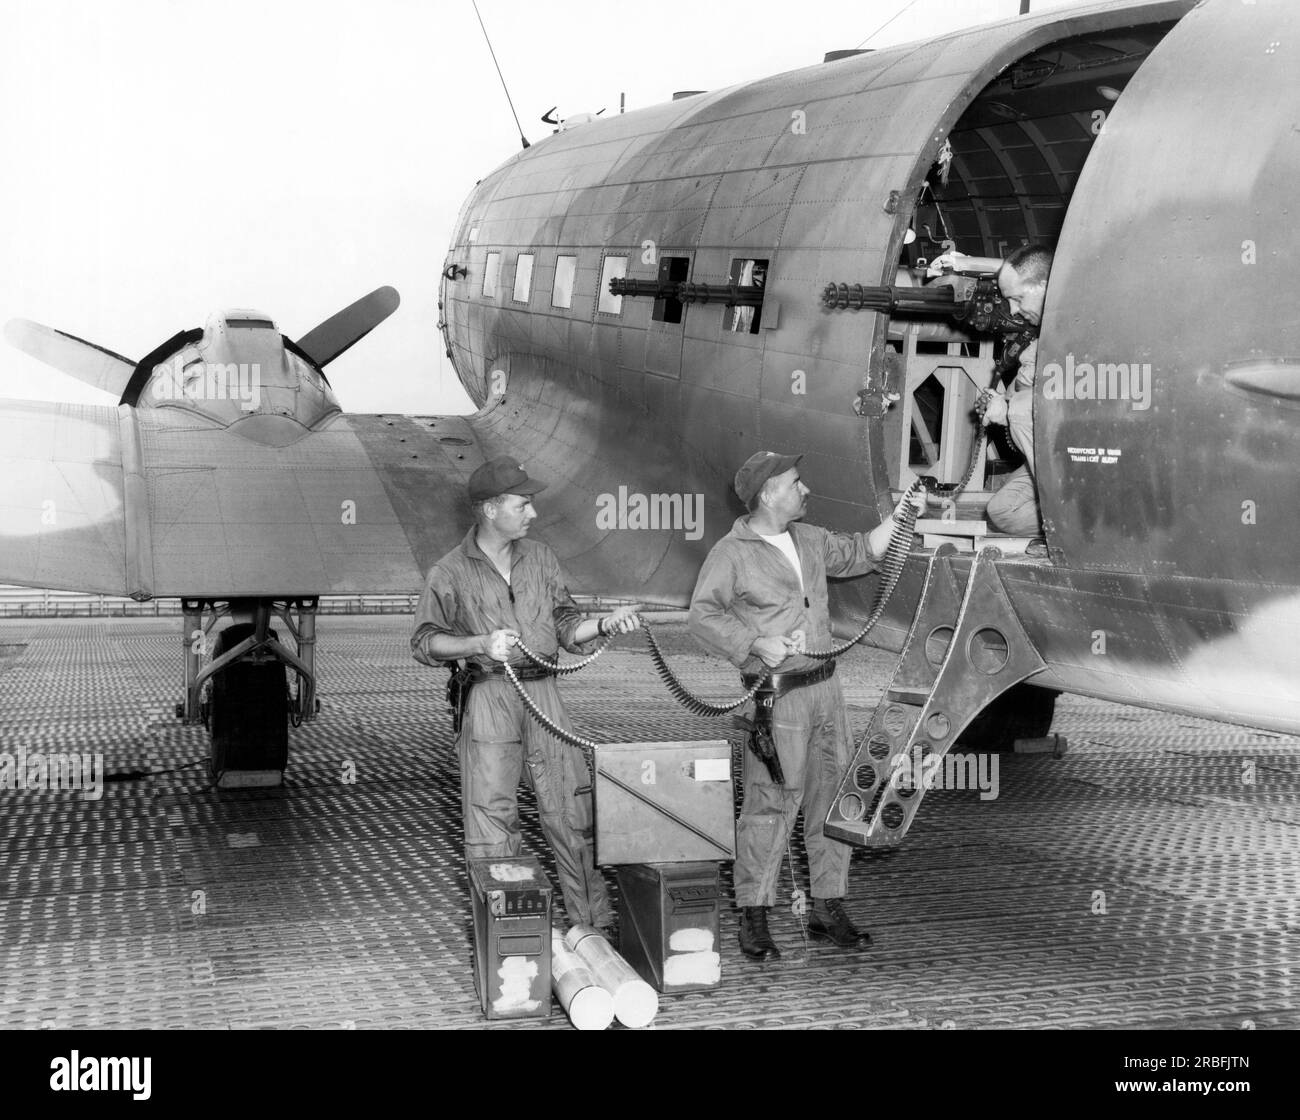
left=0, top=0, right=1079, bottom=415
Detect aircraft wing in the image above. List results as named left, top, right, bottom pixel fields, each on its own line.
left=0, top=399, right=129, bottom=593
left=142, top=410, right=484, bottom=597
left=0, top=400, right=488, bottom=598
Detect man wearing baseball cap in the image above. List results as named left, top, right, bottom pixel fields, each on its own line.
left=411, top=455, right=641, bottom=932
left=689, top=451, right=923, bottom=960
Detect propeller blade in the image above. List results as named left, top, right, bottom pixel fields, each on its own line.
left=295, top=286, right=400, bottom=369
left=3, top=318, right=137, bottom=397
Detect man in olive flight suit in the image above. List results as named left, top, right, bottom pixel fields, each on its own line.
left=689, top=451, right=923, bottom=959
left=412, top=455, right=640, bottom=931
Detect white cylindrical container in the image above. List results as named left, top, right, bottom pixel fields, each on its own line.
left=551, top=927, right=614, bottom=1030
left=565, top=924, right=659, bottom=1028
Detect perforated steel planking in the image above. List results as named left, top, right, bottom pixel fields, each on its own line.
left=0, top=615, right=1297, bottom=1029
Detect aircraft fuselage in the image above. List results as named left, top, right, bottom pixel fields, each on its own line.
left=441, top=0, right=1300, bottom=735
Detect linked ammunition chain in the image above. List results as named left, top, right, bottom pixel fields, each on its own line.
left=514, top=620, right=773, bottom=715
left=507, top=473, right=947, bottom=728
left=925, top=425, right=989, bottom=497
left=642, top=621, right=769, bottom=716
left=799, top=477, right=929, bottom=661
left=512, top=632, right=613, bottom=674
left=504, top=418, right=987, bottom=738
left=501, top=661, right=598, bottom=768
left=799, top=414, right=988, bottom=662
left=504, top=624, right=765, bottom=761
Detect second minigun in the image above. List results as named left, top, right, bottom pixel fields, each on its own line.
left=821, top=274, right=1028, bottom=335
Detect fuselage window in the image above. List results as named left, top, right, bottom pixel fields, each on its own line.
left=552, top=255, right=577, bottom=309
left=653, top=256, right=690, bottom=324
left=483, top=252, right=502, bottom=298
left=513, top=254, right=535, bottom=303
left=724, top=257, right=767, bottom=334
left=598, top=256, right=628, bottom=315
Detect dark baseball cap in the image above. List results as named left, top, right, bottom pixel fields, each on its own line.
left=467, top=456, right=548, bottom=501
left=734, top=450, right=803, bottom=504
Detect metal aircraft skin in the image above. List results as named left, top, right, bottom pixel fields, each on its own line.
left=0, top=286, right=497, bottom=763
left=1, top=0, right=1296, bottom=810
left=0, top=288, right=481, bottom=600
left=434, top=0, right=1300, bottom=752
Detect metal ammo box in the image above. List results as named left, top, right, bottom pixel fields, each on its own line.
left=467, top=856, right=552, bottom=1020
left=592, top=740, right=735, bottom=865
left=617, top=862, right=722, bottom=993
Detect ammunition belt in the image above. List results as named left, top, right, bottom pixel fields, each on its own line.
left=742, top=659, right=836, bottom=699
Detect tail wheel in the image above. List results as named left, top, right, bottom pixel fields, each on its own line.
left=209, top=623, right=288, bottom=777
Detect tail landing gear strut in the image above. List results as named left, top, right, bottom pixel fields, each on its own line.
left=176, top=597, right=320, bottom=787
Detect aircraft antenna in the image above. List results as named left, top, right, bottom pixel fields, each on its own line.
left=471, top=0, right=530, bottom=149
left=855, top=0, right=918, bottom=49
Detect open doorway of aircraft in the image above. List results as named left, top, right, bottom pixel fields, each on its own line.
left=3, top=0, right=1296, bottom=831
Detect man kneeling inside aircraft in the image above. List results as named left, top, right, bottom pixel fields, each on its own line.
left=411, top=456, right=641, bottom=933
left=981, top=243, right=1054, bottom=537
left=689, top=451, right=925, bottom=959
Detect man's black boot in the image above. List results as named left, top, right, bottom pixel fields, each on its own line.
left=738, top=906, right=781, bottom=960
left=808, top=898, right=872, bottom=949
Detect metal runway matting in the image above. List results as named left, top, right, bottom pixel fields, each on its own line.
left=1, top=615, right=1297, bottom=1029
